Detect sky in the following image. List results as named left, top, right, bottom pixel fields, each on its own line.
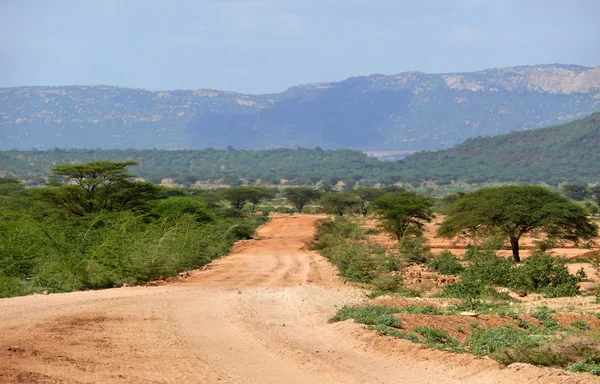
left=1, top=0, right=599, bottom=94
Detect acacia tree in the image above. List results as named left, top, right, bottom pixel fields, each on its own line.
left=437, top=186, right=598, bottom=262
left=319, top=192, right=360, bottom=216
left=352, top=187, right=384, bottom=216
left=372, top=191, right=434, bottom=245
left=41, top=161, right=160, bottom=215
left=222, top=186, right=275, bottom=213
left=283, top=187, right=321, bottom=213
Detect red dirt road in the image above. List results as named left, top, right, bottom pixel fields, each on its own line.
left=1, top=215, right=597, bottom=383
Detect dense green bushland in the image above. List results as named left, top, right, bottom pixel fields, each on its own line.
left=0, top=166, right=267, bottom=298
left=0, top=147, right=401, bottom=188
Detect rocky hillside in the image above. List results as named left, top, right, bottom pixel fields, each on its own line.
left=1, top=65, right=599, bottom=151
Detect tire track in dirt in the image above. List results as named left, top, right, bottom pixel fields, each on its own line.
left=1, top=215, right=598, bottom=383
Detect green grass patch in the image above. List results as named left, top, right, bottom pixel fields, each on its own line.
left=329, top=305, right=402, bottom=328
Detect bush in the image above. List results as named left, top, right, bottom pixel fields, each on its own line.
left=329, top=305, right=403, bottom=328
left=226, top=222, right=257, bottom=241
left=440, top=280, right=485, bottom=309
left=429, top=251, right=463, bottom=275
left=414, top=326, right=458, bottom=348
left=396, top=236, right=432, bottom=264
left=371, top=275, right=404, bottom=293
left=460, top=251, right=514, bottom=287
left=567, top=362, right=600, bottom=376
left=511, top=253, right=579, bottom=297
left=466, top=326, right=543, bottom=357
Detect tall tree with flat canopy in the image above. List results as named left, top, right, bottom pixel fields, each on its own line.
left=352, top=187, right=384, bottom=216
left=42, top=161, right=162, bottom=215
left=283, top=187, right=321, bottom=213
left=372, top=191, right=434, bottom=245
left=437, top=186, right=598, bottom=262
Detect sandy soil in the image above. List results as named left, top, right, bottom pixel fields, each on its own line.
left=1, top=215, right=598, bottom=383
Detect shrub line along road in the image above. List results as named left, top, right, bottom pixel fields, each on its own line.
left=0, top=215, right=596, bottom=383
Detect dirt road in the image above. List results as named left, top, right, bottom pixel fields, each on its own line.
left=1, top=215, right=596, bottom=383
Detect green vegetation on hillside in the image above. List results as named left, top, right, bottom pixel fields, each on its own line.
left=398, top=113, right=600, bottom=185
left=3, top=113, right=600, bottom=188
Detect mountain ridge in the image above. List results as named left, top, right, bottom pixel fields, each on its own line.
left=2, top=64, right=599, bottom=151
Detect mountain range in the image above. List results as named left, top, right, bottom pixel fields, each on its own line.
left=1, top=64, right=600, bottom=151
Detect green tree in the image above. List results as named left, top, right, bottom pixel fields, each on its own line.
left=438, top=186, right=598, bottom=262
left=589, top=185, right=600, bottom=207
left=245, top=186, right=276, bottom=214
left=320, top=192, right=360, bottom=216
left=372, top=192, right=434, bottom=245
left=283, top=187, right=321, bottom=213
left=561, top=183, right=590, bottom=201
left=352, top=187, right=384, bottom=216
left=41, top=161, right=157, bottom=215
left=222, top=186, right=275, bottom=213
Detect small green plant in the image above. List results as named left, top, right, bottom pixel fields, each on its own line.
left=570, top=319, right=591, bottom=331
left=414, top=326, right=458, bottom=349
left=531, top=306, right=561, bottom=329
left=517, top=319, right=533, bottom=329
left=370, top=325, right=420, bottom=343
left=566, top=362, right=600, bottom=376
left=398, top=305, right=444, bottom=315
left=371, top=275, right=404, bottom=293
left=440, top=280, right=485, bottom=310
left=329, top=305, right=402, bottom=328
left=466, top=326, right=543, bottom=357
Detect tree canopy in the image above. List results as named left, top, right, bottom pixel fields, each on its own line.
left=372, top=191, right=434, bottom=244
left=41, top=161, right=164, bottom=215
left=352, top=187, right=384, bottom=216
left=283, top=188, right=321, bottom=213
left=437, top=186, right=598, bottom=262
left=319, top=192, right=360, bottom=216
left=222, top=186, right=275, bottom=213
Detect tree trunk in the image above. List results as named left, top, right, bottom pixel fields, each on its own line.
left=510, top=236, right=520, bottom=262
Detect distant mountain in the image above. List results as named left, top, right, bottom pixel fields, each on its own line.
left=1, top=64, right=600, bottom=151
left=397, top=112, right=600, bottom=185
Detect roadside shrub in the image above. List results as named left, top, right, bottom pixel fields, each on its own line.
left=460, top=251, right=514, bottom=287
left=414, top=326, right=458, bottom=348
left=0, top=274, right=24, bottom=298
left=567, top=362, right=600, bottom=376
left=531, top=306, right=561, bottom=329
left=466, top=326, right=543, bottom=357
left=371, top=275, right=404, bottom=293
left=440, top=280, right=485, bottom=309
left=399, top=305, right=443, bottom=315
left=511, top=253, right=579, bottom=297
left=429, top=250, right=463, bottom=275
left=397, top=236, right=432, bottom=264
left=571, top=319, right=592, bottom=331
left=371, top=325, right=420, bottom=342
left=226, top=222, right=257, bottom=241
left=497, top=332, right=600, bottom=368
left=329, top=305, right=403, bottom=328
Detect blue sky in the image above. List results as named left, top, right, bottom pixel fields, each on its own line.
left=1, top=0, right=599, bottom=93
